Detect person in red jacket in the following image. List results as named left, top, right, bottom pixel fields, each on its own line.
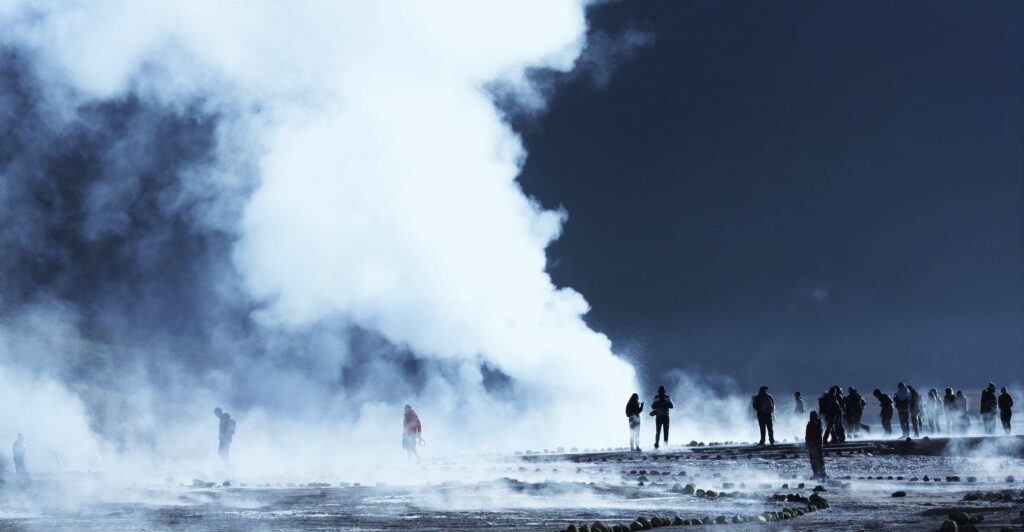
left=403, top=404, right=423, bottom=460
left=805, top=411, right=826, bottom=480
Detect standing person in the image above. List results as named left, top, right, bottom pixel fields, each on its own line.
left=844, top=387, right=864, bottom=437
left=625, top=393, right=644, bottom=452
left=752, top=386, right=776, bottom=446
left=954, top=390, right=970, bottom=433
left=12, top=434, right=27, bottom=476
left=805, top=411, right=826, bottom=480
left=980, top=383, right=998, bottom=435
left=649, top=386, right=673, bottom=449
left=213, top=407, right=236, bottom=465
left=873, top=389, right=894, bottom=436
left=833, top=386, right=847, bottom=442
left=794, top=392, right=805, bottom=415
left=908, top=386, right=923, bottom=438
left=998, top=387, right=1013, bottom=434
left=822, top=387, right=842, bottom=444
left=402, top=404, right=423, bottom=460
left=894, top=383, right=911, bottom=438
left=943, top=388, right=957, bottom=433
left=925, top=389, right=941, bottom=434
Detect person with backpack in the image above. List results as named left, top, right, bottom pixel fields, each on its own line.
left=214, top=407, right=236, bottom=465
left=649, top=386, right=673, bottom=449
left=752, top=386, right=775, bottom=445
left=894, top=383, right=911, bottom=438
left=625, top=393, right=644, bottom=452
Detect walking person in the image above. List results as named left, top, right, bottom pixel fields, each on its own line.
left=894, top=383, right=911, bottom=438
left=805, top=411, right=826, bottom=480
left=649, top=386, right=673, bottom=449
left=822, top=387, right=842, bottom=443
left=625, top=393, right=644, bottom=452
left=980, top=383, right=998, bottom=435
left=908, top=385, right=923, bottom=437
left=998, top=387, right=1013, bottom=434
left=873, top=389, right=894, bottom=436
left=752, top=386, right=776, bottom=446
left=402, top=404, right=423, bottom=460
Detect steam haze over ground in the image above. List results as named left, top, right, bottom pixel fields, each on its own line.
left=0, top=2, right=1022, bottom=530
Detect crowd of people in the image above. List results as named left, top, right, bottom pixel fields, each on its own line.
left=624, top=383, right=1015, bottom=481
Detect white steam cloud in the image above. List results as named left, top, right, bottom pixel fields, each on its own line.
left=0, top=0, right=636, bottom=458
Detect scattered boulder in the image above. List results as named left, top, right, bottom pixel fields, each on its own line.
left=891, top=491, right=906, bottom=497
left=949, top=512, right=969, bottom=526
left=191, top=478, right=215, bottom=488
left=938, top=520, right=958, bottom=532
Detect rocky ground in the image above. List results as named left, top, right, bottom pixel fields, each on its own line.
left=1, top=436, right=1022, bottom=531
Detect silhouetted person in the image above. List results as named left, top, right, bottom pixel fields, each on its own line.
left=821, top=387, right=842, bottom=444
left=805, top=411, right=826, bottom=480
left=794, top=392, right=805, bottom=415
left=403, top=404, right=423, bottom=460
left=214, top=407, right=235, bottom=465
left=873, top=389, right=894, bottom=436
left=625, top=393, right=644, bottom=452
left=894, top=382, right=911, bottom=438
left=942, top=388, right=956, bottom=433
left=752, top=386, right=775, bottom=445
left=12, top=434, right=27, bottom=476
left=833, top=386, right=847, bottom=442
left=980, top=383, right=998, bottom=435
left=908, top=385, right=922, bottom=437
left=649, top=386, right=673, bottom=449
left=925, top=389, right=941, bottom=434
left=955, top=390, right=970, bottom=433
left=998, top=387, right=1013, bottom=434
left=844, top=387, right=865, bottom=437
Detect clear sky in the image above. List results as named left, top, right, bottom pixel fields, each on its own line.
left=514, top=0, right=1024, bottom=391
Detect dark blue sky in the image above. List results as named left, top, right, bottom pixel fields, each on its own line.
left=515, top=0, right=1024, bottom=391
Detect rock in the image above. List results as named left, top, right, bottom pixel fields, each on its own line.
left=700, top=517, right=712, bottom=524
left=966, top=476, right=977, bottom=483
left=705, top=489, right=718, bottom=497
left=722, top=482, right=734, bottom=489
left=922, top=475, right=930, bottom=481
left=797, top=482, right=805, bottom=488
left=636, top=517, right=652, bottom=530
left=714, top=516, right=727, bottom=524
left=649, top=517, right=662, bottom=527
left=891, top=491, right=906, bottom=497
left=222, top=481, right=231, bottom=487
left=191, top=478, right=215, bottom=488
left=1006, top=475, right=1015, bottom=483
left=938, top=520, right=958, bottom=532
left=959, top=525, right=978, bottom=532
left=671, top=517, right=683, bottom=526
left=629, top=522, right=643, bottom=532
left=813, top=485, right=826, bottom=492
left=591, top=521, right=608, bottom=532
left=808, top=493, right=829, bottom=509
left=781, top=483, right=789, bottom=489
left=683, top=483, right=695, bottom=495
left=566, top=526, right=578, bottom=532
left=949, top=512, right=969, bottom=526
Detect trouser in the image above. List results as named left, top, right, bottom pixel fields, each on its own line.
left=982, top=412, right=996, bottom=434
left=218, top=439, right=231, bottom=462
left=807, top=445, right=825, bottom=478
left=654, top=415, right=669, bottom=447
left=824, top=415, right=840, bottom=443
left=1001, top=411, right=1012, bottom=434
left=757, top=412, right=774, bottom=444
left=881, top=410, right=893, bottom=435
left=911, top=410, right=921, bottom=437
left=628, top=415, right=641, bottom=450
left=897, top=409, right=910, bottom=436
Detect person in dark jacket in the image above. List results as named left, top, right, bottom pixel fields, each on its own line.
left=821, top=387, right=842, bottom=444
left=794, top=392, right=805, bottom=415
left=214, top=407, right=236, bottom=465
left=908, top=385, right=923, bottom=437
left=943, top=388, right=957, bottom=433
left=805, top=411, right=826, bottom=480
left=649, top=386, right=673, bottom=449
left=625, top=393, right=644, bottom=451
left=894, top=383, right=911, bottom=438
left=403, top=404, right=423, bottom=460
left=955, top=390, right=970, bottom=433
left=752, top=386, right=776, bottom=445
left=980, top=383, right=998, bottom=435
left=844, top=387, right=866, bottom=437
left=873, top=389, right=894, bottom=436
left=999, top=387, right=1013, bottom=434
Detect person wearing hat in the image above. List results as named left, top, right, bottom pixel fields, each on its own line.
left=752, top=386, right=775, bottom=445
left=980, top=383, right=998, bottom=435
